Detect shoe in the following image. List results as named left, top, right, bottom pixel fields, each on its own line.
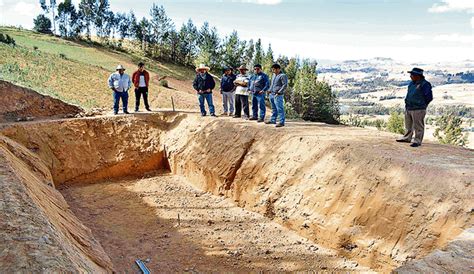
left=201, top=113, right=207, bottom=117
left=265, top=121, right=276, bottom=124
left=124, top=111, right=130, bottom=114
left=410, top=143, right=421, bottom=147
left=396, top=139, right=410, bottom=143
left=249, top=117, right=258, bottom=121
left=135, top=109, right=139, bottom=112
left=113, top=112, right=118, bottom=115
left=210, top=113, right=217, bottom=117
left=223, top=112, right=228, bottom=116
left=233, top=116, right=241, bottom=118
left=275, top=123, right=285, bottom=127
left=257, top=119, right=264, bottom=123
left=146, top=108, right=152, bottom=112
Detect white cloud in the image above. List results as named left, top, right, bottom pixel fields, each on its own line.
left=434, top=33, right=474, bottom=44
left=400, top=34, right=423, bottom=41
left=236, top=0, right=282, bottom=5
left=0, top=0, right=4, bottom=7
left=471, top=17, right=474, bottom=28
left=13, top=1, right=40, bottom=17
left=428, top=0, right=474, bottom=13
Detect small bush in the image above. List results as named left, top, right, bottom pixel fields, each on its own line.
left=0, top=33, right=16, bottom=45
left=386, top=111, right=405, bottom=134
left=433, top=113, right=469, bottom=147
left=159, top=79, right=169, bottom=88
left=33, top=46, right=39, bottom=51
left=59, top=53, right=67, bottom=59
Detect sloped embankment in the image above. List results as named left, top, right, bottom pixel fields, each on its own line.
left=0, top=80, right=82, bottom=123
left=164, top=118, right=473, bottom=271
left=1, top=113, right=472, bottom=271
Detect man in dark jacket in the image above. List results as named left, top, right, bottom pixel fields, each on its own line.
left=249, top=64, right=270, bottom=122
left=396, top=68, right=433, bottom=147
left=220, top=67, right=236, bottom=116
left=193, top=64, right=216, bottom=117
left=132, top=62, right=151, bottom=112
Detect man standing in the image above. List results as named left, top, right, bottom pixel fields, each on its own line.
left=233, top=65, right=251, bottom=119
left=266, top=63, right=288, bottom=127
left=193, top=64, right=216, bottom=117
left=249, top=64, right=270, bottom=122
left=220, top=67, right=236, bottom=116
left=108, top=64, right=132, bottom=115
left=396, top=68, right=433, bottom=147
left=132, top=62, right=151, bottom=112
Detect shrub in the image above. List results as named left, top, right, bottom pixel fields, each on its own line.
left=33, top=46, right=39, bottom=51
left=59, top=53, right=67, bottom=59
left=0, top=33, right=16, bottom=45
left=433, top=113, right=469, bottom=147
left=386, top=111, right=405, bottom=134
left=33, top=14, right=52, bottom=34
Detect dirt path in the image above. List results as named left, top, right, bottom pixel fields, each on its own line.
left=60, top=173, right=368, bottom=272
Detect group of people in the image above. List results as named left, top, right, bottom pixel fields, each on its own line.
left=108, top=62, right=433, bottom=147
left=193, top=63, right=288, bottom=127
left=107, top=62, right=151, bottom=115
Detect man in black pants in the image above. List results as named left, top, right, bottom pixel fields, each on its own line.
left=233, top=65, right=250, bottom=119
left=132, top=62, right=151, bottom=112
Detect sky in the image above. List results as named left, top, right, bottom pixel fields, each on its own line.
left=0, top=0, right=472, bottom=62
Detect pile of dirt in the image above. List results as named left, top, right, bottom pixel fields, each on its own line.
left=0, top=80, right=83, bottom=123
left=0, top=113, right=472, bottom=272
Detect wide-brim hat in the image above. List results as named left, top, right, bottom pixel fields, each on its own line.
left=195, top=64, right=210, bottom=72
left=408, top=67, right=424, bottom=76
left=237, top=65, right=248, bottom=71
left=116, top=64, right=125, bottom=70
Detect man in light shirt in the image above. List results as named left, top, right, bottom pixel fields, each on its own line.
left=233, top=65, right=251, bottom=119
left=132, top=62, right=151, bottom=112
left=108, top=64, right=132, bottom=115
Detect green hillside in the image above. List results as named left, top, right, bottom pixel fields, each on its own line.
left=0, top=27, right=198, bottom=110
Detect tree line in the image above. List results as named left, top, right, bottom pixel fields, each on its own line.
left=33, top=0, right=340, bottom=124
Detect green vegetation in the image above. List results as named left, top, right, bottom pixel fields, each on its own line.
left=33, top=14, right=52, bottom=34
left=433, top=113, right=469, bottom=147
left=386, top=111, right=405, bottom=135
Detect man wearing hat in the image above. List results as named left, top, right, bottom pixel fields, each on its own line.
left=108, top=64, right=132, bottom=115
left=249, top=64, right=270, bottom=122
left=220, top=67, right=236, bottom=116
left=233, top=65, right=251, bottom=119
left=193, top=64, right=216, bottom=117
left=396, top=68, right=433, bottom=147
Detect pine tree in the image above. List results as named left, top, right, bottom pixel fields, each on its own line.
left=78, top=0, right=95, bottom=40
left=434, top=113, right=469, bottom=147
left=178, top=19, right=198, bottom=66
left=221, top=30, right=243, bottom=69
left=253, top=38, right=263, bottom=65
left=149, top=4, right=173, bottom=59
left=243, top=39, right=255, bottom=68
left=39, top=0, right=57, bottom=34
left=57, top=0, right=81, bottom=38
left=196, top=22, right=221, bottom=71
left=33, top=14, right=52, bottom=34
left=262, top=43, right=274, bottom=75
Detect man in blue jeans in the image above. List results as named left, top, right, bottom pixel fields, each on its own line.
left=266, top=63, right=288, bottom=127
left=249, top=64, right=270, bottom=122
left=193, top=64, right=216, bottom=117
left=108, top=64, right=132, bottom=115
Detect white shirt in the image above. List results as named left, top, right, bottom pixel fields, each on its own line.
left=139, top=75, right=147, bottom=87
left=235, top=74, right=250, bottom=96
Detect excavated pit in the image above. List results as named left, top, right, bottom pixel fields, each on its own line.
left=1, top=112, right=473, bottom=272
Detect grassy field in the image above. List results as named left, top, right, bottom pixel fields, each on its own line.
left=0, top=27, right=198, bottom=110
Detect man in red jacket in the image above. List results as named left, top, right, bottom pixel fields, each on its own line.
left=132, top=62, right=151, bottom=112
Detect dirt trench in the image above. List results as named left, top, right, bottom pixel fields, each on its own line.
left=0, top=112, right=473, bottom=272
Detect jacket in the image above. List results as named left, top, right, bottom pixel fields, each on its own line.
left=269, top=73, right=288, bottom=95
left=405, top=79, right=433, bottom=110
left=193, top=72, right=216, bottom=94
left=132, top=70, right=150, bottom=88
left=220, top=74, right=236, bottom=92
left=249, top=72, right=270, bottom=94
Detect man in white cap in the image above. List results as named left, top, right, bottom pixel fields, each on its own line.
left=193, top=64, right=216, bottom=117
left=108, top=64, right=132, bottom=115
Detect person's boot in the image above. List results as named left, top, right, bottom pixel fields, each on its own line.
left=249, top=117, right=258, bottom=121
left=396, top=139, right=410, bottom=143
left=257, top=119, right=264, bottom=123
left=265, top=121, right=276, bottom=124
left=124, top=110, right=130, bottom=114
left=275, top=123, right=285, bottom=128
left=410, top=143, right=421, bottom=147
left=146, top=108, right=152, bottom=111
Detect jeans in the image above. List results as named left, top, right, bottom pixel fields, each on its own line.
left=401, top=109, right=426, bottom=144
left=234, top=94, right=249, bottom=117
left=198, top=93, right=215, bottom=115
left=251, top=93, right=266, bottom=119
left=135, top=87, right=149, bottom=111
left=113, top=91, right=128, bottom=114
left=269, top=93, right=285, bottom=124
left=222, top=91, right=235, bottom=114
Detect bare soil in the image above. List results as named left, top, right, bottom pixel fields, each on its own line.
left=60, top=173, right=367, bottom=272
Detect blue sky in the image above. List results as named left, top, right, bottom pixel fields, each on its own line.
left=0, top=0, right=472, bottom=61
